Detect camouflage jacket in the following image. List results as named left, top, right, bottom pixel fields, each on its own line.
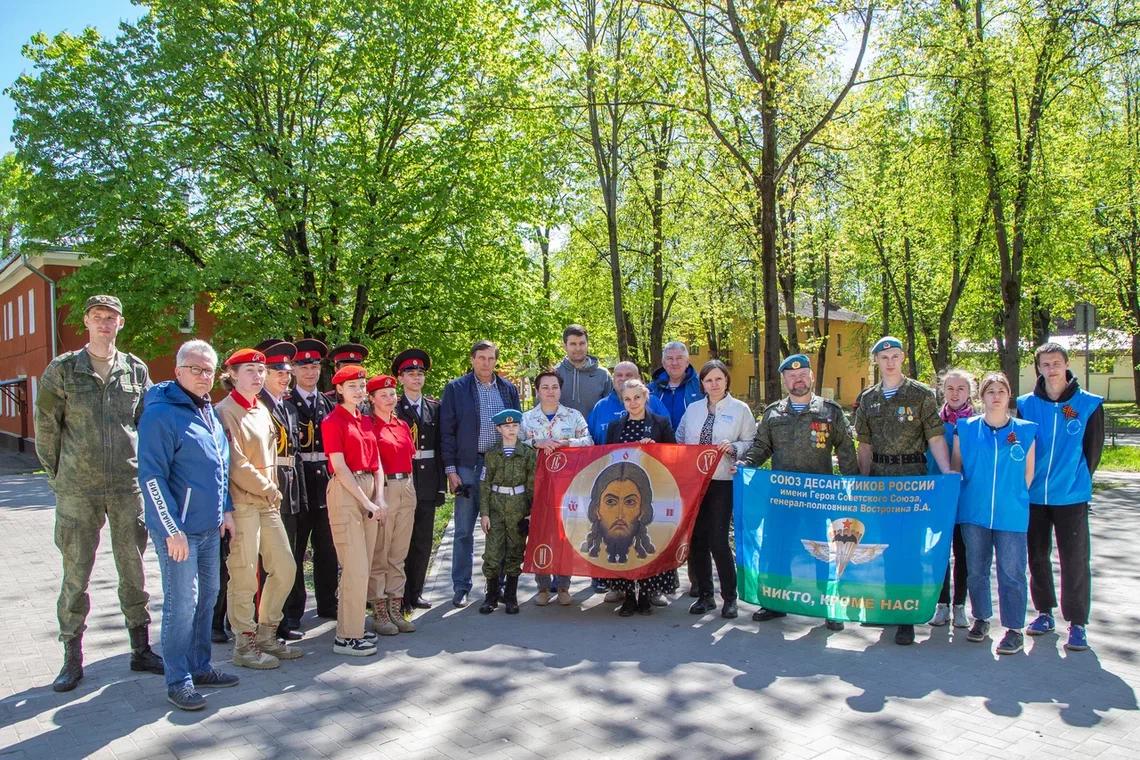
left=479, top=441, right=537, bottom=516
left=35, top=348, right=151, bottom=496
left=853, top=377, right=942, bottom=475
left=743, top=395, right=858, bottom=475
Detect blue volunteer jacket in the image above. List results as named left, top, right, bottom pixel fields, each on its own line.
left=138, top=381, right=232, bottom=537
left=650, top=365, right=705, bottom=428
left=956, top=416, right=1038, bottom=532
left=587, top=390, right=669, bottom=445
left=926, top=419, right=956, bottom=475
left=1016, top=372, right=1104, bottom=506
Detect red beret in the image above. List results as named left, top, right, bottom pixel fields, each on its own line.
left=331, top=366, right=367, bottom=385
left=366, top=375, right=398, bottom=394
left=225, top=348, right=266, bottom=367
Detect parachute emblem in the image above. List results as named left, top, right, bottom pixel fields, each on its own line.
left=801, top=518, right=888, bottom=580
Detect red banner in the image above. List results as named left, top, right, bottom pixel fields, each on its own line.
left=523, top=444, right=721, bottom=580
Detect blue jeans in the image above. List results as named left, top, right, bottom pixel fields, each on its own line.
left=450, top=458, right=483, bottom=594
left=151, top=528, right=221, bottom=689
left=961, top=523, right=1027, bottom=630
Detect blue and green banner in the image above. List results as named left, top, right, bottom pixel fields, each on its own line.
left=733, top=469, right=961, bottom=624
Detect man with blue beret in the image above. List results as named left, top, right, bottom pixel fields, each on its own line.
left=741, top=353, right=858, bottom=630
left=853, top=336, right=953, bottom=646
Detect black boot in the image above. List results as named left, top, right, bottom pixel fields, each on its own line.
left=637, top=588, right=652, bottom=615
left=479, top=576, right=501, bottom=614
left=689, top=593, right=716, bottom=615
left=503, top=575, right=520, bottom=615
left=52, top=637, right=83, bottom=692
left=128, top=626, right=165, bottom=674
left=721, top=596, right=738, bottom=619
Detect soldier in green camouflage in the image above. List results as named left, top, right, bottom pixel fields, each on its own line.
left=741, top=353, right=857, bottom=630
left=35, top=295, right=164, bottom=692
left=853, top=336, right=954, bottom=646
left=478, top=409, right=537, bottom=615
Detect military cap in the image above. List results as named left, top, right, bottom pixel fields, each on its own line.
left=392, top=348, right=431, bottom=376
left=778, top=354, right=811, bottom=372
left=492, top=409, right=523, bottom=426
left=84, top=294, right=123, bottom=315
left=366, top=374, right=398, bottom=394
left=872, top=336, right=904, bottom=355
left=225, top=348, right=266, bottom=367
left=256, top=340, right=297, bottom=370
left=330, top=343, right=368, bottom=365
left=331, top=366, right=367, bottom=385
left=293, top=338, right=327, bottom=364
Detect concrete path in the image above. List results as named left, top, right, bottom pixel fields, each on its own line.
left=1, top=472, right=1138, bottom=759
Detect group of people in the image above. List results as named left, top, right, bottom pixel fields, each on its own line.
left=34, top=297, right=1103, bottom=714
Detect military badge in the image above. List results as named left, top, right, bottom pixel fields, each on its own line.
left=896, top=406, right=914, bottom=422
left=809, top=420, right=830, bottom=449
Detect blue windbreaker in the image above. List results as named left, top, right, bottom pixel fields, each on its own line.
left=138, top=381, right=231, bottom=537
left=956, top=416, right=1038, bottom=532
left=650, top=365, right=705, bottom=429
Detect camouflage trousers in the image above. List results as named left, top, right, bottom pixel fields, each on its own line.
left=54, top=492, right=151, bottom=641
left=482, top=495, right=528, bottom=581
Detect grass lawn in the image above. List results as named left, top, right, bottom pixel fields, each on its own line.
left=1099, top=445, right=1140, bottom=472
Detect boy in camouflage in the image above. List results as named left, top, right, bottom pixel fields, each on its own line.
left=478, top=409, right=537, bottom=615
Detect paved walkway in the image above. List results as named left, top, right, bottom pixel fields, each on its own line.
left=1, top=473, right=1138, bottom=759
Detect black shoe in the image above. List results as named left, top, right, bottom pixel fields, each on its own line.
left=688, top=585, right=700, bottom=598
left=689, top=594, right=716, bottom=615
left=721, top=598, right=738, bottom=619
left=167, top=683, right=207, bottom=711
left=751, top=608, right=787, bottom=622
left=618, top=594, right=638, bottom=617
left=210, top=628, right=231, bottom=644
left=825, top=619, right=845, bottom=631
left=128, top=626, right=165, bottom=675
left=504, top=576, right=520, bottom=615
left=192, top=669, right=239, bottom=688
left=52, top=638, right=83, bottom=693
left=637, top=590, right=652, bottom=615
left=412, top=596, right=432, bottom=610
left=453, top=589, right=469, bottom=608
left=316, top=608, right=338, bottom=620
left=894, top=624, right=915, bottom=646
left=277, top=625, right=303, bottom=641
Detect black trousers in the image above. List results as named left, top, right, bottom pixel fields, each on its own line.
left=212, top=535, right=230, bottom=633
left=690, top=480, right=736, bottom=599
left=938, top=524, right=968, bottom=606
left=1027, top=503, right=1091, bottom=626
left=289, top=507, right=339, bottom=618
left=403, top=498, right=439, bottom=605
left=278, top=513, right=303, bottom=626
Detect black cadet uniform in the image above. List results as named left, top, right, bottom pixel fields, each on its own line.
left=286, top=338, right=340, bottom=619
left=392, top=349, right=447, bottom=612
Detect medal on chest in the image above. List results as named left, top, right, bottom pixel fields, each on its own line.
left=809, top=420, right=830, bottom=449
left=897, top=405, right=914, bottom=422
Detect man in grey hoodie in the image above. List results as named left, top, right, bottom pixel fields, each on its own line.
left=554, top=325, right=611, bottom=419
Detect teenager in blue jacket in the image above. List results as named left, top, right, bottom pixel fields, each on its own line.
left=138, top=340, right=237, bottom=711
left=952, top=372, right=1036, bottom=656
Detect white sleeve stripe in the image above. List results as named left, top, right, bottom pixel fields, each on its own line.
left=146, top=478, right=180, bottom=536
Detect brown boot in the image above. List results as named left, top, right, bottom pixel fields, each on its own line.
left=388, top=596, right=415, bottom=633
left=371, top=599, right=399, bottom=636
left=255, top=624, right=303, bottom=660
left=232, top=631, right=279, bottom=669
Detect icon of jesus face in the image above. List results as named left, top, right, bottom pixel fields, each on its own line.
left=598, top=479, right=643, bottom=541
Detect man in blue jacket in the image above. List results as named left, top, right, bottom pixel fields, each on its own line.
left=440, top=340, right=521, bottom=607
left=650, top=341, right=705, bottom=429
left=138, top=340, right=238, bottom=711
left=1017, top=343, right=1104, bottom=652
left=588, top=361, right=669, bottom=444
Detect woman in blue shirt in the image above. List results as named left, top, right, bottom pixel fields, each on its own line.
left=951, top=372, right=1037, bottom=655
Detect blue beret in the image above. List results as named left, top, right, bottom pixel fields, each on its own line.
left=492, top=409, right=522, bottom=426
left=872, top=336, right=904, bottom=355
left=778, top=354, right=811, bottom=372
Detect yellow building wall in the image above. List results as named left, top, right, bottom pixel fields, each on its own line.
left=690, top=318, right=871, bottom=407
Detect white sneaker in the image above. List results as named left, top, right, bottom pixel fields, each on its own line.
left=333, top=637, right=377, bottom=657
left=604, top=590, right=625, bottom=603
left=952, top=604, right=969, bottom=628
left=534, top=590, right=552, bottom=606
left=930, top=603, right=951, bottom=626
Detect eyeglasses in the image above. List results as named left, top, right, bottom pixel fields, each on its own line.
left=179, top=365, right=217, bottom=377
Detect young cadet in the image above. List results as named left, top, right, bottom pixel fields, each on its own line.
left=1017, top=342, right=1105, bottom=652
left=853, top=336, right=953, bottom=646
left=741, top=354, right=857, bottom=630
left=478, top=409, right=538, bottom=615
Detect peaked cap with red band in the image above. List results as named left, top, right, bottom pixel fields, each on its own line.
left=391, top=348, right=431, bottom=376
left=330, top=343, right=368, bottom=365
left=331, top=366, right=367, bottom=385
left=293, top=338, right=327, bottom=364
left=225, top=348, right=266, bottom=367
left=366, top=375, right=398, bottom=394
left=255, top=340, right=297, bottom=369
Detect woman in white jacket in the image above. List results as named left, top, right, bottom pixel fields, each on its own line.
left=676, top=360, right=757, bottom=618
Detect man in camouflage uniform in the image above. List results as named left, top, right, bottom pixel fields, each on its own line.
left=853, top=336, right=952, bottom=646
left=35, top=294, right=164, bottom=692
left=741, top=354, right=858, bottom=631
left=478, top=409, right=537, bottom=615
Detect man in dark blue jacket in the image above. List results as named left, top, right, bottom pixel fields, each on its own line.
left=138, top=340, right=238, bottom=711
left=650, top=341, right=705, bottom=429
left=440, top=340, right=521, bottom=607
